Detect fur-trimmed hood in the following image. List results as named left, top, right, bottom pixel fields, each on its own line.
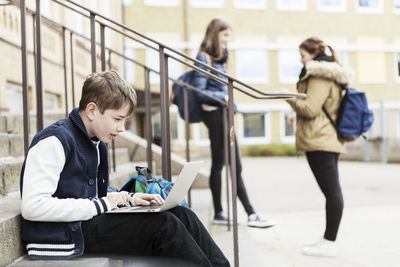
left=301, top=60, right=354, bottom=86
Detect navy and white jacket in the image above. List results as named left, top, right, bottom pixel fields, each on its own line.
left=20, top=108, right=111, bottom=259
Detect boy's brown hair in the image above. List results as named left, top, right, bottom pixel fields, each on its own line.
left=79, top=71, right=137, bottom=114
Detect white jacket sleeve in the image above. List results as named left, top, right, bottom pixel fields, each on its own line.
left=21, top=136, right=111, bottom=222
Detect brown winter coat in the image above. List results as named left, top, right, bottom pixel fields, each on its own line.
left=287, top=60, right=352, bottom=153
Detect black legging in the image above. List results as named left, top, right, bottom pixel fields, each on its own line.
left=202, top=109, right=255, bottom=216
left=306, top=151, right=344, bottom=241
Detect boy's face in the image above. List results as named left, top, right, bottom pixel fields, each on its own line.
left=89, top=103, right=131, bottom=143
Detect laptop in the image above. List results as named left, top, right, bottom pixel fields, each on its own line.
left=107, top=160, right=203, bottom=213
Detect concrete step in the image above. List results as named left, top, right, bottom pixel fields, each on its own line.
left=115, top=132, right=209, bottom=189
left=0, top=112, right=65, bottom=135
left=0, top=133, right=26, bottom=157
left=0, top=157, right=24, bottom=196
left=108, top=147, right=130, bottom=167
left=0, top=192, right=24, bottom=267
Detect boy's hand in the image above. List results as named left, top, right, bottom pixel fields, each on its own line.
left=106, top=191, right=132, bottom=210
left=132, top=193, right=164, bottom=206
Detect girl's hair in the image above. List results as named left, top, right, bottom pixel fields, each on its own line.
left=199, top=17, right=231, bottom=61
left=299, top=37, right=340, bottom=64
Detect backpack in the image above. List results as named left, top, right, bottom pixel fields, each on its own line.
left=323, top=88, right=374, bottom=142
left=171, top=53, right=211, bottom=123
left=120, top=166, right=188, bottom=207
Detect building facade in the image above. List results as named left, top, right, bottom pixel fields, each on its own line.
left=122, top=0, right=400, bottom=160
left=0, top=0, right=123, bottom=127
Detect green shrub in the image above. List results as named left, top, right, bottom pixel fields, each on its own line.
left=240, top=144, right=301, bottom=157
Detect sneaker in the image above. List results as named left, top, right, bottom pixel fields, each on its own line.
left=302, top=238, right=337, bottom=257
left=212, top=212, right=233, bottom=225
left=247, top=213, right=276, bottom=228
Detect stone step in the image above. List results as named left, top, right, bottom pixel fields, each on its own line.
left=0, top=112, right=65, bottom=134
left=0, top=133, right=26, bottom=157
left=0, top=157, right=24, bottom=196
left=108, top=147, right=130, bottom=167
left=0, top=192, right=24, bottom=267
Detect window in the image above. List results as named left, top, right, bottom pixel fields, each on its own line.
left=238, top=112, right=270, bottom=144
left=278, top=49, right=302, bottom=84
left=146, top=48, right=182, bottom=84
left=44, top=92, right=60, bottom=110
left=193, top=123, right=210, bottom=146
left=280, top=111, right=295, bottom=143
left=124, top=46, right=136, bottom=84
left=317, top=0, right=346, bottom=12
left=234, top=0, right=266, bottom=9
left=190, top=0, right=224, bottom=8
left=5, top=82, right=22, bottom=113
left=395, top=0, right=400, bottom=13
left=276, top=0, right=307, bottom=11
left=396, top=53, right=400, bottom=82
left=235, top=49, right=268, bottom=83
left=144, top=0, right=180, bottom=6
left=356, top=0, right=383, bottom=13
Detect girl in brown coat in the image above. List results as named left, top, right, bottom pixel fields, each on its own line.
left=287, top=37, right=352, bottom=257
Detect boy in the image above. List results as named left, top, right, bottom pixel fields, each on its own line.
left=20, top=71, right=229, bottom=266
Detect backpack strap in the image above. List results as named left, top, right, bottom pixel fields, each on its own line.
left=322, top=85, right=347, bottom=132
left=200, top=52, right=212, bottom=72
left=322, top=105, right=337, bottom=130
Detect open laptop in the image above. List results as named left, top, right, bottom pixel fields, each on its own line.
left=107, top=160, right=203, bottom=213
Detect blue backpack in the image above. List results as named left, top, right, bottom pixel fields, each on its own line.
left=172, top=70, right=202, bottom=123
left=172, top=52, right=212, bottom=123
left=323, top=88, right=374, bottom=142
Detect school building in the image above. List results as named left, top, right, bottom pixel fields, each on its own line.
left=121, top=0, right=400, bottom=161
left=1, top=0, right=400, bottom=161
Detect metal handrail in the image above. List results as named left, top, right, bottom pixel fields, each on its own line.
left=17, top=1, right=306, bottom=266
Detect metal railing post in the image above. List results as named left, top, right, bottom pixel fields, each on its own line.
left=144, top=68, right=153, bottom=170
left=183, top=86, right=192, bottom=207
left=159, top=47, right=171, bottom=180
left=227, top=79, right=239, bottom=267
left=20, top=0, right=30, bottom=156
left=62, top=27, right=68, bottom=117
left=222, top=107, right=231, bottom=231
left=90, top=12, right=96, bottom=73
left=35, top=0, right=44, bottom=132
left=69, top=32, right=76, bottom=107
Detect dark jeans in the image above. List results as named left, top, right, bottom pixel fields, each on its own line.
left=306, top=151, right=344, bottom=241
left=202, top=109, right=255, bottom=216
left=82, top=206, right=230, bottom=267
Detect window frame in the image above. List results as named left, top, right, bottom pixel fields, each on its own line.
left=355, top=0, right=383, bottom=14
left=280, top=110, right=296, bottom=144
left=395, top=52, right=400, bottom=83
left=144, top=0, right=180, bottom=7
left=234, top=0, right=266, bottom=10
left=189, top=0, right=224, bottom=8
left=235, top=48, right=269, bottom=84
left=276, top=0, right=307, bottom=11
left=316, top=0, right=347, bottom=13
left=237, top=112, right=271, bottom=145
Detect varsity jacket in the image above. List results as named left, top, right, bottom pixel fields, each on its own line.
left=20, top=108, right=111, bottom=259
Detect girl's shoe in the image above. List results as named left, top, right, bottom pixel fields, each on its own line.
left=212, top=212, right=233, bottom=225
left=247, top=213, right=276, bottom=228
left=302, top=237, right=337, bottom=257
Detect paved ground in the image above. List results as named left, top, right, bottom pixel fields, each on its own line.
left=191, top=156, right=400, bottom=267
